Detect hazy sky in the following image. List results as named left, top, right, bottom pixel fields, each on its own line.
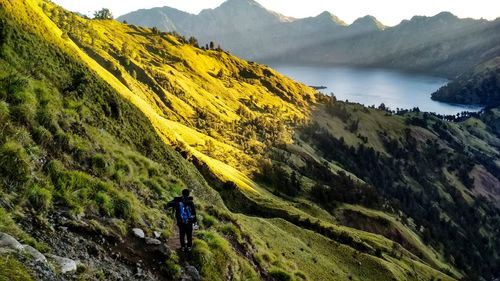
left=52, top=0, right=500, bottom=26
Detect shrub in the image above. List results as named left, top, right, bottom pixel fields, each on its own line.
left=10, top=103, right=36, bottom=125
left=7, top=81, right=36, bottom=125
left=27, top=184, right=52, bottom=213
left=51, top=169, right=95, bottom=192
left=91, top=153, right=111, bottom=176
left=144, top=178, right=164, bottom=195
left=32, top=126, right=53, bottom=146
left=254, top=251, right=275, bottom=266
left=36, top=106, right=59, bottom=131
left=0, top=101, right=8, bottom=123
left=113, top=196, right=133, bottom=220
left=191, top=239, right=213, bottom=271
left=10, top=126, right=32, bottom=147
left=268, top=267, right=294, bottom=281
left=201, top=213, right=217, bottom=228
left=46, top=159, right=64, bottom=178
left=217, top=223, right=241, bottom=240
left=54, top=130, right=71, bottom=151
left=163, top=258, right=182, bottom=279
left=197, top=231, right=231, bottom=253
left=294, top=271, right=308, bottom=281
left=115, top=158, right=131, bottom=173
left=95, top=191, right=113, bottom=216
left=0, top=141, right=30, bottom=184
left=3, top=74, right=29, bottom=102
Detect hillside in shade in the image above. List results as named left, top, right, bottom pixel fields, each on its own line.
left=0, top=0, right=500, bottom=280
left=432, top=57, right=500, bottom=107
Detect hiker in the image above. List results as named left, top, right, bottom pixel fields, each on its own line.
left=166, top=189, right=197, bottom=251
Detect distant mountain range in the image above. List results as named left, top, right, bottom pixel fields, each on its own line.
left=118, top=0, right=500, bottom=78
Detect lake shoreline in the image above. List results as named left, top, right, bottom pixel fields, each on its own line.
left=270, top=64, right=483, bottom=115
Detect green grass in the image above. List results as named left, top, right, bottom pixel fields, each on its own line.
left=334, top=204, right=460, bottom=277
left=0, top=255, right=33, bottom=281
left=191, top=230, right=259, bottom=281
left=237, top=215, right=454, bottom=281
left=2, top=1, right=497, bottom=280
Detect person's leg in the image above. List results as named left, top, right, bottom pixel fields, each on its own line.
left=178, top=224, right=186, bottom=248
left=186, top=223, right=193, bottom=248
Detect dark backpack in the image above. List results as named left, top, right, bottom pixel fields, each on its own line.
left=178, top=201, right=194, bottom=224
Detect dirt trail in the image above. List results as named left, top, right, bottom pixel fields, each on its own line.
left=166, top=222, right=181, bottom=250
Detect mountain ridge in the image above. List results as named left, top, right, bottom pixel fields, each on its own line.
left=118, top=1, right=500, bottom=78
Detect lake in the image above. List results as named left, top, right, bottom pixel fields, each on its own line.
left=271, top=64, right=483, bottom=115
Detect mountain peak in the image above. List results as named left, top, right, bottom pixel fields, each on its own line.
left=351, top=15, right=385, bottom=30
left=203, top=0, right=293, bottom=23
left=219, top=0, right=264, bottom=9
left=434, top=11, right=458, bottom=19
left=315, top=11, right=346, bottom=25
left=408, top=11, right=459, bottom=23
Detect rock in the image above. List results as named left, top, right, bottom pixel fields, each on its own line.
left=22, top=245, right=47, bottom=263
left=46, top=254, right=77, bottom=273
left=135, top=266, right=144, bottom=277
left=145, top=238, right=161, bottom=245
left=153, top=231, right=161, bottom=238
left=0, top=232, right=23, bottom=251
left=132, top=228, right=145, bottom=239
left=182, top=265, right=201, bottom=281
left=158, top=244, right=171, bottom=256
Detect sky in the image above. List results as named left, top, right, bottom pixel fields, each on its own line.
left=52, top=0, right=500, bottom=26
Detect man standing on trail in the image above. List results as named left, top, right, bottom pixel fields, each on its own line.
left=166, top=189, right=197, bottom=251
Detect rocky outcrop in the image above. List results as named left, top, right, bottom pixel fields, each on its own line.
left=0, top=232, right=78, bottom=276
left=22, top=245, right=47, bottom=263
left=145, top=238, right=162, bottom=245
left=0, top=232, right=23, bottom=251
left=46, top=254, right=77, bottom=273
left=132, top=228, right=145, bottom=239
left=182, top=265, right=201, bottom=281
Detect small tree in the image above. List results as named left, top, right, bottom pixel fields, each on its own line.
left=93, top=8, right=113, bottom=20
left=188, top=36, right=199, bottom=47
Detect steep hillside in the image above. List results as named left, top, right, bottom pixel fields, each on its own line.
left=1, top=1, right=500, bottom=281
left=432, top=57, right=500, bottom=107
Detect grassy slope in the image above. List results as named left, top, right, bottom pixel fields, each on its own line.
left=237, top=216, right=455, bottom=281
left=0, top=0, right=254, bottom=279
left=4, top=0, right=500, bottom=280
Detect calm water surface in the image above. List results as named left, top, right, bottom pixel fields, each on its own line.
left=271, top=64, right=482, bottom=115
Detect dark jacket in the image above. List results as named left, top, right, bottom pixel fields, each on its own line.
left=166, top=196, right=197, bottom=225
